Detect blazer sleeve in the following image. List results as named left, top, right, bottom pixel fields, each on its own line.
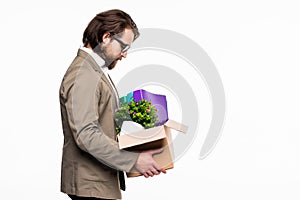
left=65, top=66, right=139, bottom=172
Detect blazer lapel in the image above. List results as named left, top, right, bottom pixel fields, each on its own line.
left=107, top=74, right=120, bottom=106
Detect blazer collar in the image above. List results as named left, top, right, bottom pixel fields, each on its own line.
left=77, top=49, right=105, bottom=73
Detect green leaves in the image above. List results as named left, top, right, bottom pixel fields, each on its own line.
left=115, top=98, right=159, bottom=134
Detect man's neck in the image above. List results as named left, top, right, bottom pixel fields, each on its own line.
left=85, top=43, right=108, bottom=64
left=86, top=44, right=93, bottom=50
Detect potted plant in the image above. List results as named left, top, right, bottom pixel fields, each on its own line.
left=115, top=98, right=160, bottom=134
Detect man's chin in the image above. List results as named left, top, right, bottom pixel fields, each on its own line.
left=108, top=60, right=118, bottom=70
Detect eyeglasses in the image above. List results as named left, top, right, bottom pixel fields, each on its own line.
left=111, top=36, right=130, bottom=53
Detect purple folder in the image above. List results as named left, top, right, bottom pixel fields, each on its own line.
left=120, top=89, right=169, bottom=126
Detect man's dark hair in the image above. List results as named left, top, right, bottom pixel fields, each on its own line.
left=82, top=9, right=140, bottom=49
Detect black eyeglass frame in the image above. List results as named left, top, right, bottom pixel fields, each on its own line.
left=111, top=36, right=131, bottom=53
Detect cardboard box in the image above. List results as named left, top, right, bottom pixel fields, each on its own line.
left=117, top=119, right=188, bottom=177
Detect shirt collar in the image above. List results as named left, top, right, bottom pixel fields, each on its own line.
left=79, top=46, right=108, bottom=73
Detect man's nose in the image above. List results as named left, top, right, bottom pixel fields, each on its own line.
left=121, top=51, right=128, bottom=58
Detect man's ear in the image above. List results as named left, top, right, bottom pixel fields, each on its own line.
left=102, top=32, right=111, bottom=44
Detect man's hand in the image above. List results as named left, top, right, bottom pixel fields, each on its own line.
left=134, top=148, right=167, bottom=178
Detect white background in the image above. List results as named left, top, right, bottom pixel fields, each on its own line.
left=1, top=0, right=300, bottom=199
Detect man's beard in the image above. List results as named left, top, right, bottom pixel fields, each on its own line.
left=94, top=44, right=120, bottom=70
left=107, top=59, right=118, bottom=70
left=104, top=54, right=120, bottom=70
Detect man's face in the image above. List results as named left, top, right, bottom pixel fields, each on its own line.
left=103, top=28, right=134, bottom=70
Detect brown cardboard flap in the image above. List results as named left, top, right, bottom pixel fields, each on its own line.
left=118, top=126, right=165, bottom=149
left=164, top=119, right=188, bottom=133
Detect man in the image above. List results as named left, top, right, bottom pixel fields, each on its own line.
left=59, top=9, right=166, bottom=200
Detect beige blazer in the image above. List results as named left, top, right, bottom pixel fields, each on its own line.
left=59, top=49, right=139, bottom=199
